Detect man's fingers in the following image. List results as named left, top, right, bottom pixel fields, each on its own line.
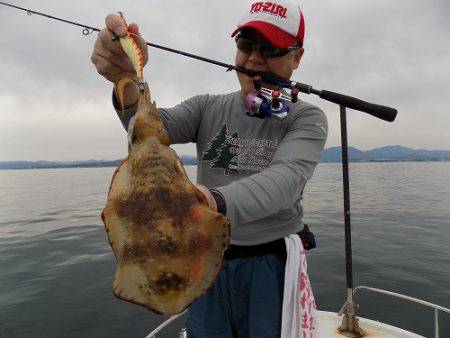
left=92, top=53, right=133, bottom=82
left=128, top=23, right=140, bottom=35
left=93, top=14, right=147, bottom=83
left=92, top=53, right=117, bottom=77
left=100, top=21, right=149, bottom=67
left=195, top=185, right=218, bottom=211
left=96, top=44, right=135, bottom=71
left=99, top=27, right=126, bottom=55
left=105, top=13, right=127, bottom=37
left=91, top=53, right=114, bottom=78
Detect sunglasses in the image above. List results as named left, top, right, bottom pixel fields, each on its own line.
left=235, top=35, right=300, bottom=58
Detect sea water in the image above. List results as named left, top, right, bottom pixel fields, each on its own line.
left=0, top=163, right=449, bottom=337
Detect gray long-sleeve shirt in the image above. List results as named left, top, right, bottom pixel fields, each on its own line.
left=114, top=90, right=328, bottom=245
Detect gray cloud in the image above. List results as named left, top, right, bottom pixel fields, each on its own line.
left=0, top=0, right=449, bottom=161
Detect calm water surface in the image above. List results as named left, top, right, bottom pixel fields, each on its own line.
left=0, top=163, right=449, bottom=337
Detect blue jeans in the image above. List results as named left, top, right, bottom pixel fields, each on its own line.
left=186, top=252, right=286, bottom=338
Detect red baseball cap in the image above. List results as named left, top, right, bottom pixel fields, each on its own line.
left=231, top=0, right=305, bottom=49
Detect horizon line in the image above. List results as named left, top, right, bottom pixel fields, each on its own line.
left=1, top=145, right=450, bottom=163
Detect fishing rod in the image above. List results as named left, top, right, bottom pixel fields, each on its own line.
left=0, top=1, right=397, bottom=122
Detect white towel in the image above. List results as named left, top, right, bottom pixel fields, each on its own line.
left=281, top=234, right=318, bottom=338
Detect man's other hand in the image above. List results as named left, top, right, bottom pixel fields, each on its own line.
left=195, top=185, right=218, bottom=212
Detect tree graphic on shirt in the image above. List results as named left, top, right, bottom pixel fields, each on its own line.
left=202, top=124, right=228, bottom=161
left=210, top=132, right=240, bottom=176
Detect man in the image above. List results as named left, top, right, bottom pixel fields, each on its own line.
left=92, top=0, right=327, bottom=336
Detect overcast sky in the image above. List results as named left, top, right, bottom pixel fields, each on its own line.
left=1, top=0, right=449, bottom=161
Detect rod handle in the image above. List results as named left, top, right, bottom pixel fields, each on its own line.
left=319, top=90, right=398, bottom=122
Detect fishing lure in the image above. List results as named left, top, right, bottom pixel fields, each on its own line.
left=113, top=13, right=145, bottom=112
left=117, top=12, right=144, bottom=81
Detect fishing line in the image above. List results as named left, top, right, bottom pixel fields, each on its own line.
left=0, top=100, right=90, bottom=144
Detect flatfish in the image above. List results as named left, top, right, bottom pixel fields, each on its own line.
left=101, top=15, right=229, bottom=315
left=102, top=79, right=229, bottom=314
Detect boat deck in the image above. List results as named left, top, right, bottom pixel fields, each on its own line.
left=317, top=311, right=424, bottom=338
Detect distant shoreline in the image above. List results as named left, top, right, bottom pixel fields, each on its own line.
left=2, top=145, right=449, bottom=170
left=0, top=164, right=199, bottom=170
left=1, top=160, right=449, bottom=170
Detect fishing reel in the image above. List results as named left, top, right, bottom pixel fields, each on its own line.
left=245, top=76, right=300, bottom=120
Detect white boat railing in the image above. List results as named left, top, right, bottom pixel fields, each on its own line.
left=339, top=285, right=450, bottom=338
left=144, top=310, right=187, bottom=338
left=145, top=286, right=450, bottom=338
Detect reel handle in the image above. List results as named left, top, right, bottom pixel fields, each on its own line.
left=253, top=76, right=263, bottom=91
left=291, top=87, right=300, bottom=103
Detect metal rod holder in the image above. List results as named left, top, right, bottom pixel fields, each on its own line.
left=338, top=105, right=364, bottom=335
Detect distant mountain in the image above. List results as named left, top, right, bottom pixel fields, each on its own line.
left=1, top=147, right=449, bottom=170
left=320, top=147, right=366, bottom=162
left=322, top=145, right=450, bottom=162
left=179, top=155, right=197, bottom=165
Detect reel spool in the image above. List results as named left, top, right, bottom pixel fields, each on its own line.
left=244, top=76, right=299, bottom=120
